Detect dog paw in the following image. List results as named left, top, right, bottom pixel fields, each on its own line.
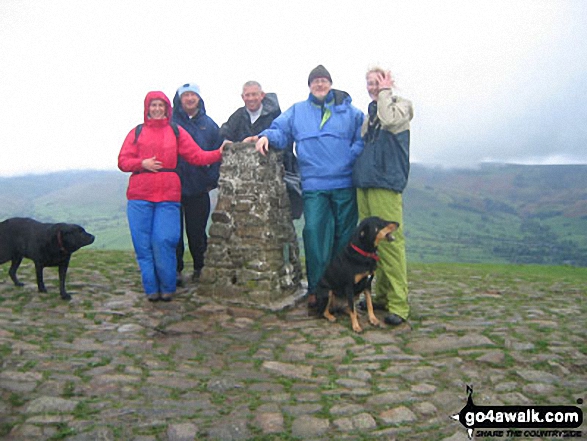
left=352, top=325, right=364, bottom=333
left=369, top=317, right=381, bottom=327
left=15, top=282, right=24, bottom=287
left=324, top=313, right=337, bottom=323
left=61, top=294, right=72, bottom=301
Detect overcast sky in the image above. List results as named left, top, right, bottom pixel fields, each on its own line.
left=1, top=0, right=586, bottom=176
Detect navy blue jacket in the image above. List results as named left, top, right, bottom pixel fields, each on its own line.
left=172, top=93, right=222, bottom=197
left=352, top=92, right=413, bottom=193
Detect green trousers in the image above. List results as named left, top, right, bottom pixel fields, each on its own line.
left=303, top=188, right=358, bottom=293
left=357, top=188, right=409, bottom=319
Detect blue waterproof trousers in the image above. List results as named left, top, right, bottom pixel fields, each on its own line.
left=127, top=200, right=181, bottom=296
left=303, top=188, right=358, bottom=293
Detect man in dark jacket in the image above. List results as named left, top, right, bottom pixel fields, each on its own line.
left=172, top=83, right=222, bottom=285
left=219, top=81, right=302, bottom=219
left=352, top=68, right=414, bottom=326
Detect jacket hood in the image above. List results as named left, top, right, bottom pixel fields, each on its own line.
left=172, top=90, right=207, bottom=119
left=144, top=91, right=173, bottom=124
left=261, top=92, right=281, bottom=115
left=309, top=89, right=352, bottom=107
left=332, top=89, right=352, bottom=106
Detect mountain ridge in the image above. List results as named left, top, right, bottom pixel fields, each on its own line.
left=1, top=164, right=585, bottom=266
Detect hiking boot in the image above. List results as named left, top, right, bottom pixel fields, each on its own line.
left=307, top=293, right=318, bottom=316
left=384, top=313, right=406, bottom=326
left=161, top=293, right=173, bottom=302
left=357, top=299, right=387, bottom=312
left=146, top=293, right=161, bottom=302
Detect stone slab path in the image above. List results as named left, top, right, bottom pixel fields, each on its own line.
left=0, top=254, right=585, bottom=440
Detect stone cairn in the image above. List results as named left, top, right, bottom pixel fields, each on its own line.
left=198, top=143, right=304, bottom=310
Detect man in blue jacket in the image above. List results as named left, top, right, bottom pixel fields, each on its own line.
left=172, top=83, right=222, bottom=286
left=254, top=65, right=364, bottom=312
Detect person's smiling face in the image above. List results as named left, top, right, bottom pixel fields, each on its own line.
left=148, top=99, right=167, bottom=119
left=366, top=72, right=381, bottom=101
left=309, top=77, right=332, bottom=101
left=180, top=91, right=200, bottom=116
left=242, top=85, right=265, bottom=112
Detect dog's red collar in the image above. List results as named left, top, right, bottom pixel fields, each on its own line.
left=351, top=244, right=379, bottom=261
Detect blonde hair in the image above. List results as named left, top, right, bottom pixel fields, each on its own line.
left=366, top=66, right=396, bottom=88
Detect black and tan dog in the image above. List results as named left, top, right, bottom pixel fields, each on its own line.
left=316, top=217, right=399, bottom=333
left=0, top=217, right=95, bottom=300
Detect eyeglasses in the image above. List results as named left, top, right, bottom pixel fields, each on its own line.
left=311, top=78, right=330, bottom=85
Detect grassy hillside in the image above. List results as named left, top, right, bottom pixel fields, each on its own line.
left=403, top=164, right=587, bottom=266
left=1, top=164, right=586, bottom=266
left=0, top=171, right=132, bottom=250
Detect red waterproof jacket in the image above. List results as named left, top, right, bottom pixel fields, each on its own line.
left=118, top=91, right=222, bottom=202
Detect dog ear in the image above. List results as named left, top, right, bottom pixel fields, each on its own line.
left=388, top=221, right=399, bottom=232
left=359, top=222, right=373, bottom=239
left=359, top=222, right=378, bottom=247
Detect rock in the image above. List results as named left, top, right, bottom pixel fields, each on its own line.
left=167, top=423, right=198, bottom=441
left=206, top=420, right=250, bottom=441
left=262, top=361, right=312, bottom=379
left=379, top=406, right=417, bottom=424
left=352, top=412, right=377, bottom=429
left=523, top=383, right=556, bottom=395
left=476, top=350, right=505, bottom=364
left=411, top=383, right=437, bottom=394
left=291, top=415, right=330, bottom=438
left=25, top=396, right=78, bottom=414
left=117, top=324, right=143, bottom=333
left=516, top=369, right=560, bottom=384
left=254, top=412, right=284, bottom=434
left=330, top=404, right=365, bottom=416
left=198, top=145, right=303, bottom=309
left=407, top=334, right=495, bottom=354
left=414, top=402, right=438, bottom=415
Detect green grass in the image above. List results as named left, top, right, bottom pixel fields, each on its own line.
left=408, top=262, right=587, bottom=286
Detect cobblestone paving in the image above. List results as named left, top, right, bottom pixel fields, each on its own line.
left=0, top=253, right=585, bottom=440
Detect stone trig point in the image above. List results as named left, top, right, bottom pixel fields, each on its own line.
left=198, top=143, right=304, bottom=310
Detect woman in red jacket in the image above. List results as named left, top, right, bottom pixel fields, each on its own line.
left=118, top=91, right=223, bottom=302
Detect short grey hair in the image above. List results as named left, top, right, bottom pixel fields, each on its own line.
left=242, top=81, right=263, bottom=92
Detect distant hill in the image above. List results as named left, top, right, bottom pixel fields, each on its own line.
left=403, top=164, right=587, bottom=266
left=1, top=164, right=586, bottom=266
left=0, top=170, right=131, bottom=250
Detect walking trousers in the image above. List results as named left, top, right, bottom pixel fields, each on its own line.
left=127, top=200, right=181, bottom=295
left=357, top=188, right=410, bottom=319
left=303, top=188, right=358, bottom=293
left=176, top=192, right=211, bottom=274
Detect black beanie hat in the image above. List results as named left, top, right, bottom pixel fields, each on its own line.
left=308, top=65, right=332, bottom=85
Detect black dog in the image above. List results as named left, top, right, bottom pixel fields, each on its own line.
left=0, top=218, right=95, bottom=300
left=316, top=217, right=399, bottom=333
